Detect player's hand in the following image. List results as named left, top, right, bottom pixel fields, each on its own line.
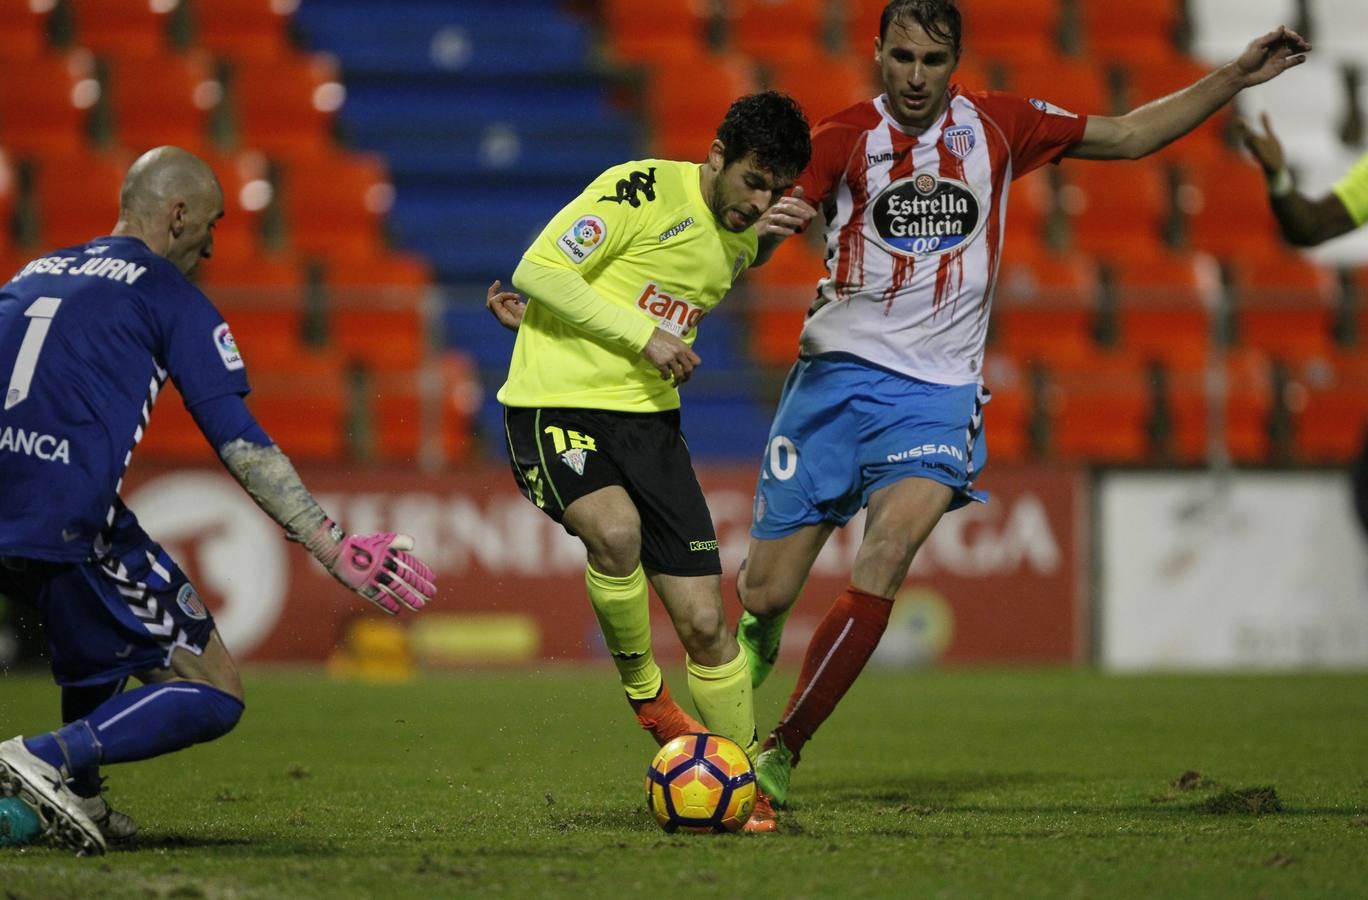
left=641, top=327, right=701, bottom=385
left=755, top=185, right=815, bottom=242
left=1234, top=25, right=1310, bottom=87
left=486, top=279, right=526, bottom=332
left=319, top=530, right=436, bottom=615
left=1234, top=112, right=1286, bottom=176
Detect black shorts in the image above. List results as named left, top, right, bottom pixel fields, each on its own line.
left=503, top=406, right=722, bottom=577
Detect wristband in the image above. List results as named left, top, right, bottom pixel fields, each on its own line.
left=1268, top=168, right=1294, bottom=198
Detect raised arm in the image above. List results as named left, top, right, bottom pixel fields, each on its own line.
left=1068, top=26, right=1311, bottom=161
left=1235, top=112, right=1360, bottom=246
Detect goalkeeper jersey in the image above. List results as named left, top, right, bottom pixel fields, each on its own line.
left=1332, top=151, right=1368, bottom=227
left=497, top=159, right=757, bottom=413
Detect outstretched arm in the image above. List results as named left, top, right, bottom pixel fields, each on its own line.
left=1068, top=26, right=1311, bottom=160
left=189, top=394, right=436, bottom=614
left=1234, top=113, right=1359, bottom=246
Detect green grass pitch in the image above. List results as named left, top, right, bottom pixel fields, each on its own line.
left=2, top=667, right=1366, bottom=897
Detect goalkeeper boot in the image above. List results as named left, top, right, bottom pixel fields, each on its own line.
left=754, top=735, right=795, bottom=809
left=76, top=792, right=138, bottom=843
left=0, top=737, right=105, bottom=855
left=630, top=684, right=705, bottom=746
left=736, top=609, right=788, bottom=689
left=743, top=790, right=778, bottom=833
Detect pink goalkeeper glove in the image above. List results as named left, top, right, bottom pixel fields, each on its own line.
left=310, top=523, right=436, bottom=615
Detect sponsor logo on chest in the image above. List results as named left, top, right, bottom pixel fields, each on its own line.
left=637, top=283, right=706, bottom=338
left=868, top=169, right=984, bottom=257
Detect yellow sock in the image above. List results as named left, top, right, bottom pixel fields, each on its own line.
left=686, top=645, right=759, bottom=759
left=585, top=563, right=661, bottom=701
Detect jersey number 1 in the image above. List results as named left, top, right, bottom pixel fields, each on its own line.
left=4, top=296, right=63, bottom=411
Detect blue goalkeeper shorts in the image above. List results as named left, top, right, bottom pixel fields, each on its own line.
left=751, top=353, right=989, bottom=539
left=0, top=501, right=215, bottom=686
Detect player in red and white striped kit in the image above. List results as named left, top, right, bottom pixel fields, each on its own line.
left=737, top=0, right=1310, bottom=817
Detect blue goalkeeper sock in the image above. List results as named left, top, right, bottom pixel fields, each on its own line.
left=24, top=682, right=243, bottom=774
left=59, top=680, right=126, bottom=797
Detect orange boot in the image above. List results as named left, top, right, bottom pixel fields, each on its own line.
left=630, top=684, right=705, bottom=746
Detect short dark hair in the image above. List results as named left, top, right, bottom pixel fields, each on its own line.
left=714, top=91, right=812, bottom=180
left=880, top=0, right=962, bottom=57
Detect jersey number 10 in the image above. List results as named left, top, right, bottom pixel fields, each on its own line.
left=4, top=296, right=63, bottom=411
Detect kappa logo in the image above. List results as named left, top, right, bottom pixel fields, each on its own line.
left=658, top=217, right=695, bottom=242
left=213, top=322, right=244, bottom=371
left=599, top=167, right=657, bottom=207
left=557, top=215, right=607, bottom=264
left=560, top=447, right=588, bottom=476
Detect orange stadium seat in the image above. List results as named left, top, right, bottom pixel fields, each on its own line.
left=275, top=149, right=391, bottom=260
left=956, top=0, right=1062, bottom=60
left=1040, top=348, right=1155, bottom=462
left=1077, top=0, right=1183, bottom=64
left=0, top=148, right=14, bottom=248
left=0, top=0, right=51, bottom=59
left=362, top=368, right=475, bottom=464
left=325, top=254, right=432, bottom=374
left=767, top=54, right=874, bottom=124
left=31, top=149, right=128, bottom=249
left=1285, top=353, right=1368, bottom=462
left=191, top=0, right=295, bottom=61
left=1227, top=251, right=1339, bottom=360
left=1176, top=156, right=1284, bottom=257
left=0, top=52, right=98, bottom=156
left=996, top=53, right=1113, bottom=118
left=229, top=54, right=341, bottom=155
left=600, top=0, right=712, bottom=62
left=66, top=0, right=175, bottom=59
left=105, top=51, right=220, bottom=152
left=746, top=236, right=825, bottom=366
left=980, top=350, right=1032, bottom=462
left=248, top=354, right=349, bottom=462
left=992, top=250, right=1101, bottom=367
left=1163, top=348, right=1275, bottom=463
left=1058, top=157, right=1171, bottom=259
left=728, top=0, right=826, bottom=66
left=1002, top=167, right=1056, bottom=254
left=647, top=50, right=758, bottom=161
left=1107, top=249, right=1221, bottom=367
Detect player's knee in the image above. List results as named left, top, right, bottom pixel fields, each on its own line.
left=738, top=565, right=797, bottom=618
left=199, top=685, right=245, bottom=741
left=676, top=605, right=728, bottom=659
left=583, top=521, right=642, bottom=576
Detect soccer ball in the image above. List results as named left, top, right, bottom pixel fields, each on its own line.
left=644, top=733, right=756, bottom=833
left=0, top=796, right=42, bottom=847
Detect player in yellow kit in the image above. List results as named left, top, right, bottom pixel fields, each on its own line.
left=488, top=92, right=811, bottom=832
left=1237, top=113, right=1368, bottom=244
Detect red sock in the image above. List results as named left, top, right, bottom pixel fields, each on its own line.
left=770, top=585, right=893, bottom=764
left=630, top=683, right=705, bottom=746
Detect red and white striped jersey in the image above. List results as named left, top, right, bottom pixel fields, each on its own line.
left=794, top=88, right=1087, bottom=385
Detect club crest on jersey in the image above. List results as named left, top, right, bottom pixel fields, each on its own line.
left=943, top=126, right=975, bottom=159
left=1029, top=97, right=1079, bottom=119
left=176, top=584, right=208, bottom=620
left=560, top=447, right=588, bottom=476
left=869, top=171, right=983, bottom=257
left=213, top=323, right=244, bottom=371
left=557, top=215, right=607, bottom=264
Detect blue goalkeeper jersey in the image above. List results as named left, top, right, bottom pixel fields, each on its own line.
left=0, top=236, right=250, bottom=562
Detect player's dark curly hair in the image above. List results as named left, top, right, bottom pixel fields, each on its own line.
left=880, top=0, right=962, bottom=57
left=714, top=91, right=812, bottom=180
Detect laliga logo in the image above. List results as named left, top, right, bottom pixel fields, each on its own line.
left=637, top=282, right=705, bottom=338
left=126, top=472, right=287, bottom=658
left=573, top=216, right=604, bottom=248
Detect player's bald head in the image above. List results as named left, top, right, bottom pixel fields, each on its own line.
left=119, top=146, right=221, bottom=219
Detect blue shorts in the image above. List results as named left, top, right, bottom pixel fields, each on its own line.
left=0, top=501, right=215, bottom=687
left=751, top=354, right=989, bottom=539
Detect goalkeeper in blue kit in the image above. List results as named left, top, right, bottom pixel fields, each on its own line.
left=0, top=147, right=437, bottom=854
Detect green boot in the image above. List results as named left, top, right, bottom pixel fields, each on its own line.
left=735, top=607, right=791, bottom=689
